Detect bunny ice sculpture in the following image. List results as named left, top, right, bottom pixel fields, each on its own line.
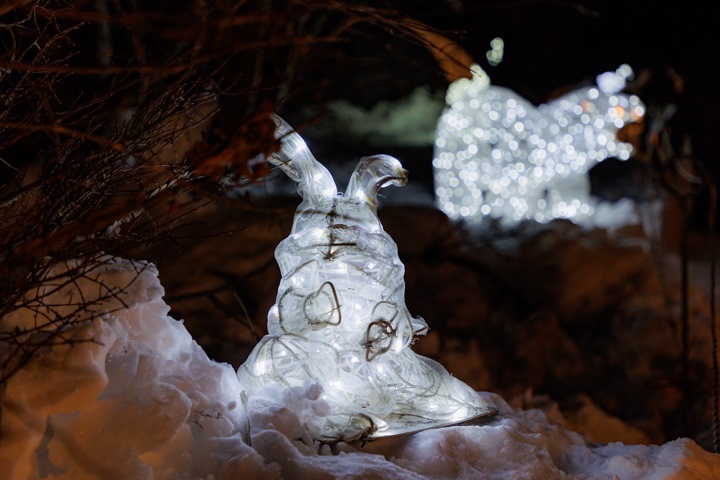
left=238, top=115, right=494, bottom=443
left=433, top=64, right=645, bottom=228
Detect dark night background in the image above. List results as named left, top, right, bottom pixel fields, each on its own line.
left=272, top=0, right=720, bottom=231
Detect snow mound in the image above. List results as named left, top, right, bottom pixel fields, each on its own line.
left=1, top=257, right=719, bottom=479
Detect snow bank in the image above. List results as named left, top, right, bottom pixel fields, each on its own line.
left=0, top=258, right=254, bottom=480
left=2, top=258, right=719, bottom=479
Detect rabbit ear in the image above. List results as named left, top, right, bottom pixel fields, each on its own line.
left=268, top=114, right=337, bottom=202
left=345, top=155, right=408, bottom=210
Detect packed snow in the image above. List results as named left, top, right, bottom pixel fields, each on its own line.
left=2, top=257, right=719, bottom=479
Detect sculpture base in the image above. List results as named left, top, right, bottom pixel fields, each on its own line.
left=317, top=407, right=499, bottom=444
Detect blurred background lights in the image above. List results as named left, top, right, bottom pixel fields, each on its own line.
left=486, top=37, right=504, bottom=66
left=596, top=64, right=634, bottom=94
left=433, top=64, right=645, bottom=228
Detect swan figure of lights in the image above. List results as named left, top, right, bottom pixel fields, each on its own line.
left=238, top=115, right=494, bottom=443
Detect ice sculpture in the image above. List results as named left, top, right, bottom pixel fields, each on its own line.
left=433, top=64, right=645, bottom=228
left=238, top=115, right=494, bottom=443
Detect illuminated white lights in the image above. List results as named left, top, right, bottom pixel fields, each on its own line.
left=433, top=64, right=644, bottom=228
left=486, top=37, right=504, bottom=66
left=238, top=115, right=493, bottom=443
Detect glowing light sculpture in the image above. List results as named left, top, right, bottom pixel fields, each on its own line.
left=433, top=64, right=645, bottom=228
left=238, top=115, right=494, bottom=443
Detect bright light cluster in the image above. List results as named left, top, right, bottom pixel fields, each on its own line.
left=486, top=37, right=504, bottom=66
left=433, top=64, right=645, bottom=227
left=238, top=115, right=492, bottom=443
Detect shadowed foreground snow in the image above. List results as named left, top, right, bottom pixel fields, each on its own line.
left=1, top=258, right=719, bottom=479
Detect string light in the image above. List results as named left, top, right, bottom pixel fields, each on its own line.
left=433, top=64, right=644, bottom=228
left=486, top=37, right=504, bottom=66
left=238, top=115, right=494, bottom=443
